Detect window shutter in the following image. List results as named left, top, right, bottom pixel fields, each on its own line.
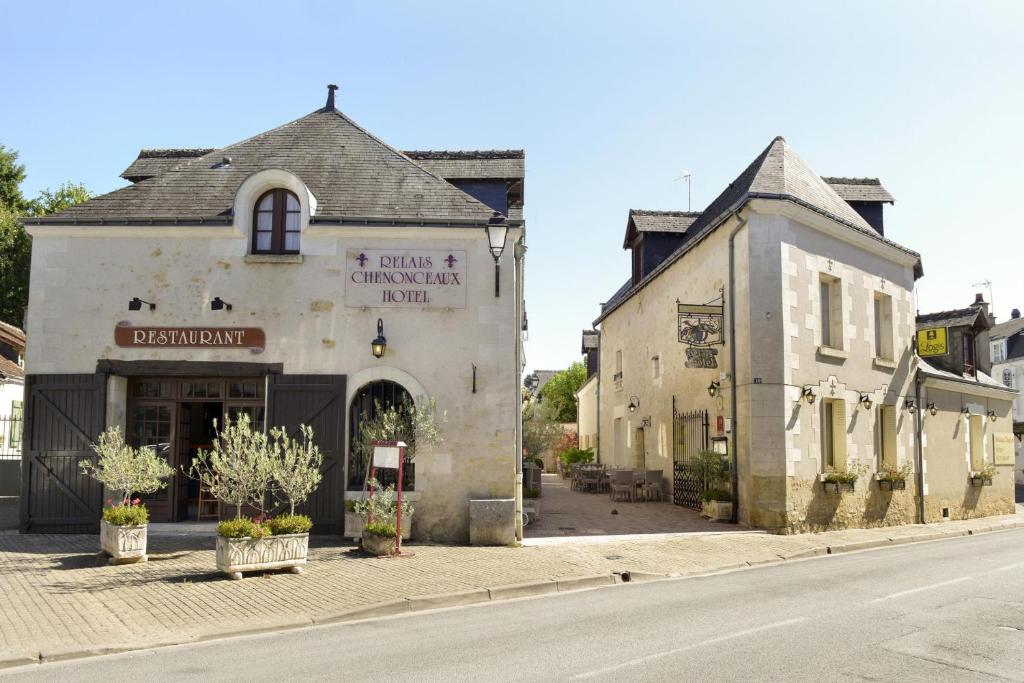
left=831, top=399, right=847, bottom=470
left=881, top=405, right=897, bottom=470
left=969, top=414, right=984, bottom=471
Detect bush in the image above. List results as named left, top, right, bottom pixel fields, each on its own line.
left=558, top=447, right=594, bottom=469
left=102, top=502, right=149, bottom=526
left=878, top=463, right=912, bottom=482
left=700, top=489, right=732, bottom=503
left=363, top=521, right=397, bottom=537
left=217, top=518, right=269, bottom=539
left=523, top=487, right=541, bottom=499
left=352, top=479, right=414, bottom=522
left=267, top=514, right=313, bottom=535
left=823, top=461, right=869, bottom=484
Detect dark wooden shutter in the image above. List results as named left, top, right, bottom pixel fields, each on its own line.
left=20, top=374, right=107, bottom=533
left=267, top=374, right=346, bottom=534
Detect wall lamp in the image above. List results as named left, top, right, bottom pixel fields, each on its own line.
left=927, top=402, right=937, bottom=416
left=960, top=406, right=971, bottom=415
left=128, top=297, right=155, bottom=311
left=904, top=398, right=916, bottom=414
left=628, top=396, right=640, bottom=413
left=707, top=381, right=721, bottom=398
left=485, top=212, right=509, bottom=298
left=802, top=385, right=817, bottom=404
left=371, top=318, right=387, bottom=358
left=987, top=410, right=997, bottom=422
left=859, top=393, right=873, bottom=410
left=210, top=297, right=232, bottom=311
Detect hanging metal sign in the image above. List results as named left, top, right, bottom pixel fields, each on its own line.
left=916, top=327, right=947, bottom=357
left=678, top=303, right=724, bottom=368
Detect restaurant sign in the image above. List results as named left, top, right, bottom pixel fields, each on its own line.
left=916, top=327, right=947, bottom=357
left=115, top=323, right=265, bottom=351
left=346, top=249, right=467, bottom=309
left=678, top=302, right=724, bottom=369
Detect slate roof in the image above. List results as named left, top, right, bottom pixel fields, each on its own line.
left=631, top=210, right=700, bottom=234
left=121, top=149, right=215, bottom=181
left=990, top=316, right=1024, bottom=341
left=822, top=177, right=895, bottom=203
left=601, top=279, right=634, bottom=313
left=29, top=106, right=500, bottom=226
left=916, top=307, right=984, bottom=330
left=401, top=150, right=525, bottom=180
left=596, top=136, right=922, bottom=325
left=917, top=358, right=1015, bottom=394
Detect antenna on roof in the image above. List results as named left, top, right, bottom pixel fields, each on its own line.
left=972, top=279, right=994, bottom=318
left=325, top=84, right=338, bottom=110
left=674, top=170, right=692, bottom=211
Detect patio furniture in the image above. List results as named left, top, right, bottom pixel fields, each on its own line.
left=570, top=464, right=583, bottom=491
left=643, top=470, right=665, bottom=502
left=579, top=467, right=602, bottom=493
left=609, top=470, right=635, bottom=502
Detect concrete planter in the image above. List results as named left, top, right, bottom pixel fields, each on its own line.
left=100, top=519, right=147, bottom=564
left=701, top=499, right=732, bottom=522
left=822, top=480, right=855, bottom=494
left=344, top=511, right=413, bottom=541
left=969, top=475, right=993, bottom=487
left=523, top=498, right=541, bottom=524
left=361, top=531, right=396, bottom=556
left=876, top=478, right=906, bottom=491
left=215, top=533, right=309, bottom=580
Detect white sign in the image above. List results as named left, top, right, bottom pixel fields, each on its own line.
left=372, top=445, right=402, bottom=469
left=346, top=249, right=467, bottom=309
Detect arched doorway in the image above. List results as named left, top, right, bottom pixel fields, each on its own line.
left=347, top=380, right=414, bottom=491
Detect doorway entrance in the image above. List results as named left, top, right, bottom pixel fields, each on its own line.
left=347, top=380, right=413, bottom=491
left=127, top=378, right=266, bottom=522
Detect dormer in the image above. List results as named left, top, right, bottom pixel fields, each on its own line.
left=916, top=294, right=993, bottom=378
left=624, top=210, right=701, bottom=284
left=822, top=177, right=894, bottom=236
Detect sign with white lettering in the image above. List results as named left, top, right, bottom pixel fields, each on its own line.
left=346, top=249, right=467, bottom=309
left=114, top=323, right=265, bottom=350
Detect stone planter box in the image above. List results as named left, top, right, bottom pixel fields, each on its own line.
left=822, top=480, right=855, bottom=494
left=100, top=519, right=147, bottom=564
left=361, top=531, right=396, bottom=556
left=701, top=499, right=732, bottom=522
left=523, top=498, right=541, bottom=524
left=876, top=478, right=906, bottom=491
left=969, top=475, right=993, bottom=487
left=215, top=533, right=309, bottom=580
left=344, top=511, right=413, bottom=541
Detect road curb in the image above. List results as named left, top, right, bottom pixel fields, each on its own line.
left=556, top=574, right=616, bottom=592
left=408, top=588, right=490, bottom=611
left=488, top=580, right=558, bottom=600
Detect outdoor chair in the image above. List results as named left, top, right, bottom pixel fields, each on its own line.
left=570, top=464, right=583, bottom=491
left=579, top=467, right=602, bottom=493
left=643, top=470, right=665, bottom=502
left=609, top=469, right=634, bottom=502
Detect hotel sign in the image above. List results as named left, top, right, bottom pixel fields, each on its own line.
left=346, top=249, right=467, bottom=309
left=916, top=327, right=947, bottom=357
left=678, top=302, right=724, bottom=369
left=115, top=323, right=266, bottom=351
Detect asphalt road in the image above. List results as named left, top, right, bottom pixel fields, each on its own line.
left=4, top=528, right=1024, bottom=682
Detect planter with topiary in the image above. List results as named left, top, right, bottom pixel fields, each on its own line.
left=191, top=415, right=324, bottom=579
left=353, top=479, right=414, bottom=556
left=344, top=498, right=414, bottom=541
left=80, top=426, right=174, bottom=565
left=700, top=489, right=733, bottom=522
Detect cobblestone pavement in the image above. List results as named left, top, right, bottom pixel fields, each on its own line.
left=0, top=509, right=1021, bottom=666
left=525, top=474, right=746, bottom=538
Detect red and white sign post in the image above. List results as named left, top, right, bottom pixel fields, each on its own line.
left=369, top=440, right=408, bottom=555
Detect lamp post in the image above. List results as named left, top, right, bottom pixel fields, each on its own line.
left=485, top=212, right=509, bottom=298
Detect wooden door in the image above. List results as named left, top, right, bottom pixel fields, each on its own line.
left=128, top=402, right=176, bottom=522
left=20, top=374, right=107, bottom=533
left=267, top=375, right=346, bottom=534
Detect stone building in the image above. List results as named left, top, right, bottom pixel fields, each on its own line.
left=584, top=136, right=1016, bottom=532
left=19, top=87, right=526, bottom=543
left=988, top=308, right=1024, bottom=483
left=0, top=322, right=25, bottom=496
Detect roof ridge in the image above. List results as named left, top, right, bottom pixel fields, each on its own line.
left=137, top=148, right=215, bottom=159
left=822, top=176, right=882, bottom=186
left=403, top=150, right=524, bottom=160
left=629, top=209, right=702, bottom=217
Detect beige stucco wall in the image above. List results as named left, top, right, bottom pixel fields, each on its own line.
left=25, top=223, right=523, bottom=543
left=576, top=374, right=598, bottom=454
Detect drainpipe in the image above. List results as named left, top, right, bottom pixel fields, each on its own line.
left=914, top=371, right=926, bottom=523
left=595, top=329, right=601, bottom=464
left=514, top=235, right=526, bottom=541
left=727, top=208, right=749, bottom=524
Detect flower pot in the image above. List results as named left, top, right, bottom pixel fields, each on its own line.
left=878, top=479, right=906, bottom=491
left=361, top=531, right=396, bottom=556
left=344, top=510, right=413, bottom=541
left=969, top=476, right=993, bottom=487
left=823, top=480, right=855, bottom=494
left=100, top=519, right=147, bottom=564
left=215, top=533, right=309, bottom=580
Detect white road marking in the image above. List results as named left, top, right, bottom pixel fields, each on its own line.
left=870, top=576, right=973, bottom=603
left=571, top=617, right=809, bottom=679
left=992, top=561, right=1024, bottom=572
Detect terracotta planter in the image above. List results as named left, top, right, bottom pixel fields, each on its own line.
left=216, top=533, right=309, bottom=580
left=344, top=511, right=413, bottom=540
left=100, top=519, right=147, bottom=564
left=361, top=531, right=396, bottom=556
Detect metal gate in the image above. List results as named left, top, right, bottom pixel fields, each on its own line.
left=671, top=400, right=708, bottom=510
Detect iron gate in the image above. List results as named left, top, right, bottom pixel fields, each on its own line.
left=671, top=402, right=709, bottom=509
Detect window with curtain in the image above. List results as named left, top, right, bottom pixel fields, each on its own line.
left=253, top=189, right=301, bottom=254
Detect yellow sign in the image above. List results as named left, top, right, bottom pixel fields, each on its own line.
left=917, top=327, right=947, bottom=357
left=993, top=433, right=1015, bottom=466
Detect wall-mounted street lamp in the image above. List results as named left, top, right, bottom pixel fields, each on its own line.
left=485, top=212, right=509, bottom=298
left=927, top=402, right=938, bottom=416
left=904, top=398, right=916, bottom=414
left=987, top=410, right=997, bottom=422
left=128, top=297, right=155, bottom=311
left=802, top=385, right=817, bottom=404
left=960, top=406, right=971, bottom=415
left=708, top=381, right=720, bottom=398
left=211, top=297, right=232, bottom=311
left=859, top=393, right=873, bottom=410
left=371, top=318, right=387, bottom=358
left=628, top=396, right=640, bottom=413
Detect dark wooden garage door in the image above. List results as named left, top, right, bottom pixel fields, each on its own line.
left=20, top=374, right=107, bottom=533
left=267, top=375, right=346, bottom=534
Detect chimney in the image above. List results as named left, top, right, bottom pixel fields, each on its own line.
left=970, top=292, right=993, bottom=325
left=325, top=84, right=338, bottom=111
left=1012, top=308, right=1021, bottom=320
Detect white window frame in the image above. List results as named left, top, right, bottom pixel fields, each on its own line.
left=820, top=275, right=843, bottom=351
left=874, top=292, right=894, bottom=361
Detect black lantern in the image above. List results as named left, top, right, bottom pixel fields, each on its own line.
left=128, top=297, right=155, bottom=311
left=802, top=385, right=816, bottom=404
left=708, top=381, right=720, bottom=398
left=371, top=318, right=387, bottom=358
left=904, top=398, right=916, bottom=414
left=859, top=393, right=873, bottom=410
left=628, top=396, right=639, bottom=413
left=211, top=297, right=232, bottom=311
left=927, top=402, right=938, bottom=416
left=485, top=212, right=509, bottom=297
left=987, top=410, right=997, bottom=422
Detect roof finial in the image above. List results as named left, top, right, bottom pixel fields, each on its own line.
left=326, top=84, right=338, bottom=110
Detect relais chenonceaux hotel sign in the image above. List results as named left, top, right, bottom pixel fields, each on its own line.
left=115, top=323, right=266, bottom=351
left=346, top=249, right=468, bottom=309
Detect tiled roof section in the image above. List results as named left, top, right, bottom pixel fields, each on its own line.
left=581, top=329, right=599, bottom=352
left=822, top=177, right=895, bottom=203
left=0, top=357, right=23, bottom=381
left=0, top=321, right=25, bottom=351
left=990, top=316, right=1024, bottom=341
left=915, top=307, right=981, bottom=330
left=630, top=210, right=701, bottom=234
left=120, top=149, right=215, bottom=181
left=917, top=358, right=1014, bottom=393
left=35, top=109, right=497, bottom=225
left=402, top=150, right=525, bottom=180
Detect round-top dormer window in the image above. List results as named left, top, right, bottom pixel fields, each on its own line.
left=253, top=189, right=301, bottom=254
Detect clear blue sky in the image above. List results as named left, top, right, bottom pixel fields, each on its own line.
left=4, top=1, right=1022, bottom=372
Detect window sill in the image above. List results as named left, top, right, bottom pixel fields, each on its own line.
left=872, top=357, right=897, bottom=370
left=816, top=345, right=848, bottom=361
left=244, top=254, right=304, bottom=264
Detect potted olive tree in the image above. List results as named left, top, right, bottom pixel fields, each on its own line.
left=80, top=426, right=173, bottom=564
left=190, top=414, right=323, bottom=580
left=353, top=479, right=414, bottom=556
left=345, top=398, right=442, bottom=540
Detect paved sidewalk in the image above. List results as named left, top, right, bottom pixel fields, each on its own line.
left=1, top=511, right=1022, bottom=668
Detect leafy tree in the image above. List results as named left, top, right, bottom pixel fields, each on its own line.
left=27, top=181, right=91, bottom=216
left=0, top=145, right=28, bottom=212
left=80, top=426, right=174, bottom=506
left=269, top=423, right=323, bottom=515
left=191, top=413, right=276, bottom=519
left=522, top=399, right=562, bottom=459
left=538, top=361, right=588, bottom=423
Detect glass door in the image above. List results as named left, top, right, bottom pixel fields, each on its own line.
left=128, top=401, right=176, bottom=522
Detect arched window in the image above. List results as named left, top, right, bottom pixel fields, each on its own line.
left=347, top=380, right=414, bottom=491
left=253, top=189, right=301, bottom=254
